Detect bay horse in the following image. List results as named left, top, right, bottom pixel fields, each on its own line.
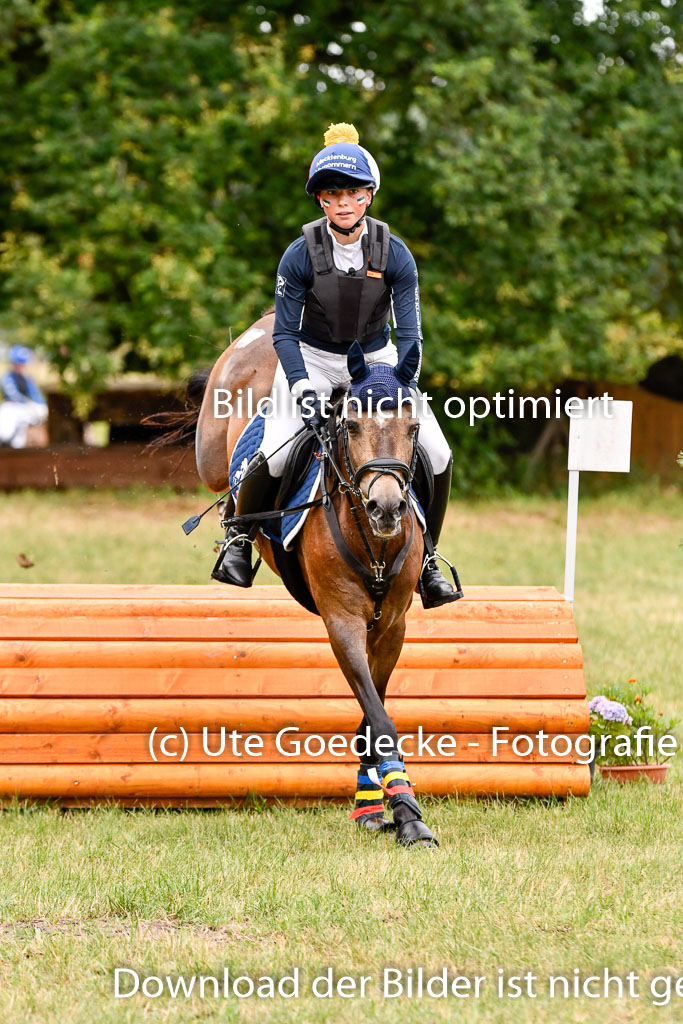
left=166, top=311, right=438, bottom=846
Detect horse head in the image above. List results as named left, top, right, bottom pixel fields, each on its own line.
left=340, top=341, right=421, bottom=538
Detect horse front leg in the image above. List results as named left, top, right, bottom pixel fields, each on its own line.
left=326, top=616, right=438, bottom=847
left=349, top=624, right=407, bottom=833
left=350, top=714, right=389, bottom=833
left=368, top=620, right=438, bottom=847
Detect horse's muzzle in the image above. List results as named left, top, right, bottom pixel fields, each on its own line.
left=366, top=497, right=408, bottom=537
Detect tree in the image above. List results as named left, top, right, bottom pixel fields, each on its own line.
left=1, top=0, right=681, bottom=427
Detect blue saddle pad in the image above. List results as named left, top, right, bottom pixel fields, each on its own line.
left=229, top=413, right=320, bottom=549
left=280, top=460, right=321, bottom=549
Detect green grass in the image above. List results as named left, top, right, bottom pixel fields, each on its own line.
left=0, top=484, right=681, bottom=1023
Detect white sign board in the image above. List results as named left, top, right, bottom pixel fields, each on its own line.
left=563, top=397, right=633, bottom=605
left=567, top=399, right=632, bottom=473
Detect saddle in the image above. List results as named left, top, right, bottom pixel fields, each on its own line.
left=274, top=428, right=319, bottom=512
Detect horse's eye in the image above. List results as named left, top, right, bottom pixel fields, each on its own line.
left=409, top=424, right=419, bottom=436
left=347, top=420, right=360, bottom=434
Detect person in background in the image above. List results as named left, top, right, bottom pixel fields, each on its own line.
left=0, top=345, right=49, bottom=448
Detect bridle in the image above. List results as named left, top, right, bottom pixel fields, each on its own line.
left=319, top=403, right=420, bottom=630
left=337, top=409, right=419, bottom=504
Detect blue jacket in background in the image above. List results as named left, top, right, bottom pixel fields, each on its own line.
left=1, top=370, right=46, bottom=405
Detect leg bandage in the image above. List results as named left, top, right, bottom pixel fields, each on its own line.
left=349, top=762, right=385, bottom=822
left=380, top=756, right=422, bottom=820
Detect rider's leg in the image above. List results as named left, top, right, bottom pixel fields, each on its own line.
left=213, top=356, right=337, bottom=587
left=212, top=363, right=294, bottom=587
left=211, top=451, right=279, bottom=586
left=412, top=392, right=461, bottom=608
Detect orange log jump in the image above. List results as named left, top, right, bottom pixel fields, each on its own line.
left=0, top=584, right=591, bottom=805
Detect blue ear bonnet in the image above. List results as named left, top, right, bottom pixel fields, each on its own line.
left=348, top=363, right=411, bottom=410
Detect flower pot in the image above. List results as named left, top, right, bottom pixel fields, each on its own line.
left=598, top=763, right=669, bottom=784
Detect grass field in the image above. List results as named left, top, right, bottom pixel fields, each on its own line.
left=0, top=484, right=681, bottom=1023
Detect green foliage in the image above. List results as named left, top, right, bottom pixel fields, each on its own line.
left=1, top=0, right=682, bottom=416
left=589, top=683, right=679, bottom=766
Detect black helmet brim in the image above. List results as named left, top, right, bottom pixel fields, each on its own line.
left=306, top=170, right=375, bottom=195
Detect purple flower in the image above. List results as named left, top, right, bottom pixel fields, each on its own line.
left=590, top=696, right=632, bottom=725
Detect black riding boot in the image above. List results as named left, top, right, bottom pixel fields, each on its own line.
left=211, top=452, right=276, bottom=587
left=418, top=454, right=462, bottom=609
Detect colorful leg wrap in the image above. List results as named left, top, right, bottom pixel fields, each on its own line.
left=349, top=762, right=385, bottom=823
left=380, top=756, right=422, bottom=820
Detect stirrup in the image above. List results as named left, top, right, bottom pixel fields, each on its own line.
left=212, top=527, right=262, bottom=585
left=418, top=551, right=464, bottom=607
left=423, top=550, right=463, bottom=595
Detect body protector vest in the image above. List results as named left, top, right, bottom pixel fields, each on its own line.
left=3, top=372, right=29, bottom=400
left=301, top=216, right=392, bottom=347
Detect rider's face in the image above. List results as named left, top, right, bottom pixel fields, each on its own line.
left=318, top=188, right=371, bottom=227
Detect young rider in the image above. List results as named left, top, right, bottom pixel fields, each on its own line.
left=215, top=123, right=458, bottom=608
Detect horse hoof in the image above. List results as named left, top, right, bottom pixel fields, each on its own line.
left=356, top=817, right=397, bottom=833
left=396, top=819, right=439, bottom=847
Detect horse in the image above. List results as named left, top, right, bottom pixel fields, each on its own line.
left=157, top=310, right=438, bottom=846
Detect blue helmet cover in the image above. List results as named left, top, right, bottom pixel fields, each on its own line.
left=307, top=143, right=380, bottom=194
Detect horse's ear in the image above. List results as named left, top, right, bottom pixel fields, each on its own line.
left=347, top=340, right=369, bottom=382
left=394, top=342, right=420, bottom=386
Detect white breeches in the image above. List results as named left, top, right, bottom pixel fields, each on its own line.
left=0, top=401, right=48, bottom=449
left=260, top=341, right=452, bottom=477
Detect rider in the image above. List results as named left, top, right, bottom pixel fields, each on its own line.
left=215, top=123, right=458, bottom=608
left=0, top=345, right=48, bottom=448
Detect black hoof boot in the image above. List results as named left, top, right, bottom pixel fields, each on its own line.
left=418, top=557, right=463, bottom=609
left=396, top=819, right=439, bottom=847
left=211, top=528, right=257, bottom=588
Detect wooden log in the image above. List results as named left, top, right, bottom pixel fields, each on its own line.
left=0, top=667, right=586, bottom=699
left=0, top=640, right=583, bottom=670
left=0, top=597, right=574, bottom=622
left=0, top=616, right=578, bottom=643
left=0, top=732, right=587, bottom=764
left=0, top=763, right=591, bottom=799
left=0, top=583, right=564, bottom=602
left=0, top=697, right=590, bottom=733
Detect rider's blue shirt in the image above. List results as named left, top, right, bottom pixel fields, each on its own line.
left=273, top=231, right=423, bottom=389
left=1, top=371, right=46, bottom=405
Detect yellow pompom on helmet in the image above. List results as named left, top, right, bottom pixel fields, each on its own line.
left=306, top=122, right=381, bottom=197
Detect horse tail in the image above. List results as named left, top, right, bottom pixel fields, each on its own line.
left=142, top=368, right=211, bottom=452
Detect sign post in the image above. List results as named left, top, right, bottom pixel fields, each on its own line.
left=564, top=399, right=633, bottom=605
